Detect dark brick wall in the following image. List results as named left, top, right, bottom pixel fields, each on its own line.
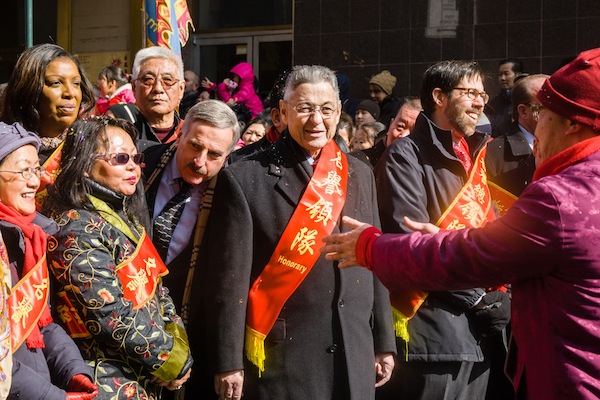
left=293, top=0, right=600, bottom=100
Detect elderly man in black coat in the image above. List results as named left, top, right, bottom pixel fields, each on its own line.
left=201, top=65, right=396, bottom=400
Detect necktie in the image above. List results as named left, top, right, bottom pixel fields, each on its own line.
left=153, top=179, right=191, bottom=260
left=453, top=141, right=472, bottom=173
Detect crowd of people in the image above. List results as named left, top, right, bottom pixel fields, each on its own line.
left=0, top=39, right=597, bottom=400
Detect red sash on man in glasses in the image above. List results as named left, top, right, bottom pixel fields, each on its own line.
left=390, top=147, right=496, bottom=356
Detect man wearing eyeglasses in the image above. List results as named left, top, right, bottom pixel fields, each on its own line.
left=374, top=60, right=509, bottom=400
left=201, top=65, right=396, bottom=400
left=108, top=46, right=186, bottom=150
left=322, top=48, right=600, bottom=400
left=486, top=74, right=549, bottom=198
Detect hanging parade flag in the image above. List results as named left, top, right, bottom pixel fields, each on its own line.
left=144, top=0, right=195, bottom=55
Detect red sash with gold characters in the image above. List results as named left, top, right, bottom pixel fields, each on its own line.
left=116, top=231, right=168, bottom=309
left=56, top=230, right=168, bottom=338
left=487, top=181, right=518, bottom=217
left=35, top=143, right=63, bottom=211
left=245, top=140, right=348, bottom=375
left=7, top=254, right=49, bottom=352
left=391, top=147, right=495, bottom=350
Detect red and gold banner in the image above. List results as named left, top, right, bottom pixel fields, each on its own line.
left=7, top=254, right=49, bottom=352
left=35, top=143, right=63, bottom=211
left=144, top=0, right=195, bottom=56
left=245, top=140, right=348, bottom=374
left=56, top=230, right=168, bottom=338
left=487, top=181, right=518, bottom=217
left=116, top=231, right=168, bottom=309
left=391, top=147, right=495, bottom=349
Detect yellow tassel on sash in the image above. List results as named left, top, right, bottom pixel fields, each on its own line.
left=392, top=308, right=411, bottom=361
left=245, top=326, right=266, bottom=376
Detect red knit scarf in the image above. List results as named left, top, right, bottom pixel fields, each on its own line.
left=533, top=135, right=600, bottom=181
left=0, top=202, right=52, bottom=348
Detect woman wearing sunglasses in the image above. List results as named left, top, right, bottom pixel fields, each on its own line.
left=44, top=117, right=192, bottom=399
left=0, top=122, right=97, bottom=399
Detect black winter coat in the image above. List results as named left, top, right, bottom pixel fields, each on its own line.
left=485, top=121, right=535, bottom=197
left=198, top=131, right=396, bottom=400
left=375, top=113, right=489, bottom=362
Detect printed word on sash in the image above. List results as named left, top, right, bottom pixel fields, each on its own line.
left=245, top=140, right=348, bottom=375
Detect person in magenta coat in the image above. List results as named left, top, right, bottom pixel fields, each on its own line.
left=201, top=62, right=264, bottom=118
left=321, top=48, right=600, bottom=400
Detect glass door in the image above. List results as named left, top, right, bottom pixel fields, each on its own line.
left=190, top=30, right=292, bottom=104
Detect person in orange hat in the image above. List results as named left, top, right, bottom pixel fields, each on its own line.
left=322, top=47, right=600, bottom=400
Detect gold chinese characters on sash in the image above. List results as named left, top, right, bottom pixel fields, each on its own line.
left=56, top=231, right=168, bottom=338
left=245, top=140, right=348, bottom=375
left=35, top=143, right=63, bottom=211
left=7, top=254, right=49, bottom=351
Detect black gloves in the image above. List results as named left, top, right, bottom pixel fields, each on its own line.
left=469, top=290, right=511, bottom=337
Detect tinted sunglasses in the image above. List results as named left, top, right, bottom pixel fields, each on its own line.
left=94, top=152, right=145, bottom=166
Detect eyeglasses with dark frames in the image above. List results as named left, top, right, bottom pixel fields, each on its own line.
left=0, top=166, right=45, bottom=181
left=452, top=87, right=490, bottom=104
left=94, top=153, right=145, bottom=166
left=135, top=75, right=180, bottom=88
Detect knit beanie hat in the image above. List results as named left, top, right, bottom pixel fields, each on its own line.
left=356, top=99, right=380, bottom=119
left=0, top=122, right=41, bottom=164
left=369, top=70, right=397, bottom=96
left=538, top=47, right=600, bottom=131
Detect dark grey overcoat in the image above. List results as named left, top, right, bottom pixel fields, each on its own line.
left=197, top=130, right=396, bottom=400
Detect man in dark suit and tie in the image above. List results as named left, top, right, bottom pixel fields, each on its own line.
left=143, top=99, right=240, bottom=317
left=142, top=100, right=239, bottom=399
left=486, top=74, right=549, bottom=197
left=201, top=65, right=396, bottom=400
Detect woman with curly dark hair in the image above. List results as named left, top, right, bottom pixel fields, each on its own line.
left=45, top=117, right=192, bottom=399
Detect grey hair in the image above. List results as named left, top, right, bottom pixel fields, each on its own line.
left=181, top=100, right=241, bottom=153
left=283, top=65, right=340, bottom=102
left=132, top=46, right=184, bottom=80
left=357, top=121, right=386, bottom=141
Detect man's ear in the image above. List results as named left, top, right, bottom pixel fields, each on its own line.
left=279, top=99, right=289, bottom=124
left=565, top=121, right=583, bottom=136
left=517, top=103, right=529, bottom=120
left=432, top=88, right=445, bottom=107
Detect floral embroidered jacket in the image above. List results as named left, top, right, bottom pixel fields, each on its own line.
left=47, top=188, right=192, bottom=400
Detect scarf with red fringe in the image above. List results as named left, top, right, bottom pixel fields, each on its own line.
left=0, top=202, right=52, bottom=348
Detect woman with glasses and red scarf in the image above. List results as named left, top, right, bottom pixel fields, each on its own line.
left=44, top=117, right=192, bottom=399
left=0, top=121, right=97, bottom=399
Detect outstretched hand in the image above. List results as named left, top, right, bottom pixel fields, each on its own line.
left=403, top=216, right=440, bottom=234
left=321, top=216, right=372, bottom=268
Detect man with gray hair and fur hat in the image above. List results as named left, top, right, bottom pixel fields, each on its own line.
left=322, top=48, right=600, bottom=400
left=109, top=46, right=186, bottom=149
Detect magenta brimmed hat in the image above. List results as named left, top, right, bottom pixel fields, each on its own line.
left=538, top=47, right=600, bottom=130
